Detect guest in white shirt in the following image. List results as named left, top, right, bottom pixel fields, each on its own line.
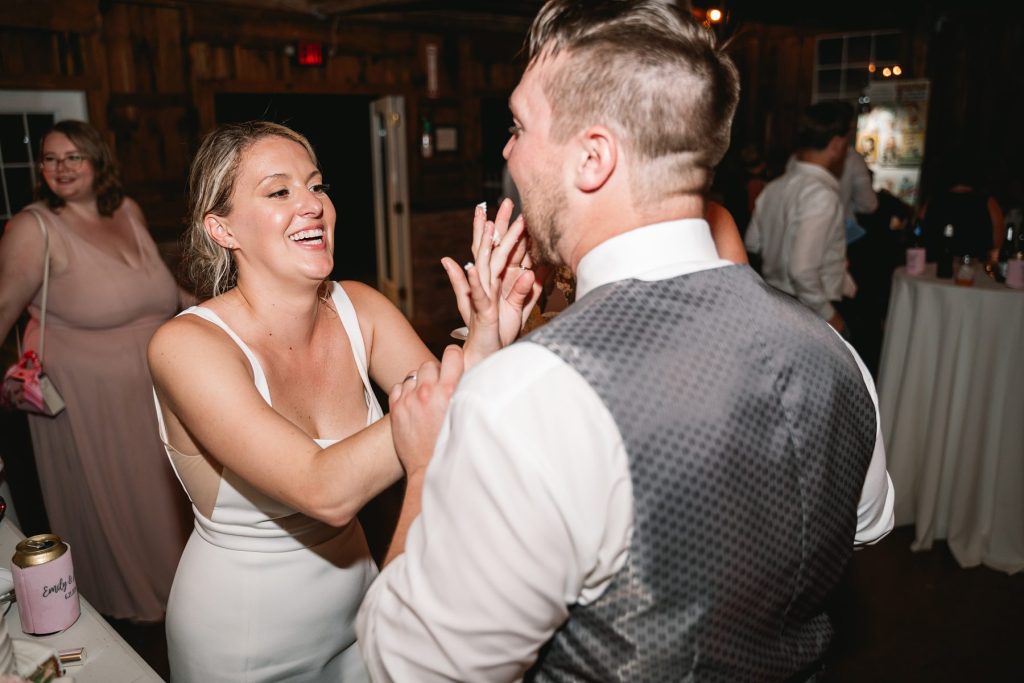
left=746, top=101, right=857, bottom=334
left=358, top=2, right=895, bottom=681
left=842, top=145, right=879, bottom=223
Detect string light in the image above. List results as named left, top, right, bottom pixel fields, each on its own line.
left=706, top=8, right=723, bottom=23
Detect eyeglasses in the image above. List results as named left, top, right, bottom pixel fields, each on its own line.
left=41, top=153, right=88, bottom=171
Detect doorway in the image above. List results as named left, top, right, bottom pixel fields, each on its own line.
left=214, top=93, right=377, bottom=285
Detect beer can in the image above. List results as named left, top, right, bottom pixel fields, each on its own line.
left=11, top=534, right=80, bottom=635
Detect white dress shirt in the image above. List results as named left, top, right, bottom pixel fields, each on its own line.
left=745, top=160, right=847, bottom=320
left=357, top=219, right=895, bottom=682
left=840, top=147, right=879, bottom=222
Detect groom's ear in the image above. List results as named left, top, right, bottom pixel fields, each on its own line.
left=574, top=125, right=617, bottom=193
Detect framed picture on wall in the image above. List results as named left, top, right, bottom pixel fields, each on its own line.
left=435, top=126, right=458, bottom=152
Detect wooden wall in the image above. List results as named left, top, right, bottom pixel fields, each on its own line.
left=2, top=1, right=1021, bottom=345
left=1, top=0, right=526, bottom=232
left=919, top=7, right=1024, bottom=205
left=726, top=22, right=819, bottom=171
left=0, top=0, right=527, bottom=345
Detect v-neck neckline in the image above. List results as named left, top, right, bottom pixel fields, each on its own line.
left=56, top=206, right=146, bottom=270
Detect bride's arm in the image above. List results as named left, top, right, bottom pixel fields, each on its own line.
left=149, top=316, right=406, bottom=527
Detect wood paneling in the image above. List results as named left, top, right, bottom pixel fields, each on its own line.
left=726, top=23, right=818, bottom=168
left=2, top=0, right=1020, bottom=331
left=921, top=9, right=1024, bottom=201
left=104, top=3, right=186, bottom=94
left=2, top=0, right=100, bottom=32
left=409, top=208, right=472, bottom=352
left=100, top=3, right=190, bottom=235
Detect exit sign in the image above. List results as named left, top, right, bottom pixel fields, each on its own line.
left=295, top=42, right=325, bottom=67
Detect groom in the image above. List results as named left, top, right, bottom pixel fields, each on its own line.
left=357, top=1, right=894, bottom=680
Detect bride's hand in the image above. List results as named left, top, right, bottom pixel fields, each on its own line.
left=443, top=199, right=541, bottom=368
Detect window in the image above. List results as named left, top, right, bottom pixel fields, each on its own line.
left=814, top=31, right=906, bottom=104
left=0, top=113, right=55, bottom=220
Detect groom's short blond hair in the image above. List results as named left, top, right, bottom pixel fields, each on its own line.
left=526, top=0, right=739, bottom=203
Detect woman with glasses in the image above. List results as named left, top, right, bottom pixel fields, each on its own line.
left=0, top=119, right=191, bottom=623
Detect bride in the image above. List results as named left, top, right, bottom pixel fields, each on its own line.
left=148, top=121, right=534, bottom=681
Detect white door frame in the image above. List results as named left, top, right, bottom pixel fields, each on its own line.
left=369, top=96, right=413, bottom=318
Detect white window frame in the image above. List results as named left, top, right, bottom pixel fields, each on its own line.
left=813, top=31, right=904, bottom=104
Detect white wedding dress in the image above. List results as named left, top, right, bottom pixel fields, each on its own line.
left=155, top=283, right=379, bottom=682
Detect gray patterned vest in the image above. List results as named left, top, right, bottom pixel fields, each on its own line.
left=525, top=265, right=876, bottom=682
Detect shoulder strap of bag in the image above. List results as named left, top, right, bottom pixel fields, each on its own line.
left=24, top=209, right=52, bottom=362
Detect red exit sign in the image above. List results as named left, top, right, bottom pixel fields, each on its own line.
left=296, top=41, right=324, bottom=66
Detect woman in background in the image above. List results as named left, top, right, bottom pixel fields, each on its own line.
left=0, top=120, right=190, bottom=622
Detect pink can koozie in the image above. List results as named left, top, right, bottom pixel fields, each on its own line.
left=1007, top=259, right=1024, bottom=290
left=906, top=247, right=926, bottom=276
left=11, top=534, right=80, bottom=635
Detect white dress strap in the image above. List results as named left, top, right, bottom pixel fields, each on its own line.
left=329, top=282, right=383, bottom=421
left=152, top=306, right=271, bottom=455
left=179, top=306, right=273, bottom=404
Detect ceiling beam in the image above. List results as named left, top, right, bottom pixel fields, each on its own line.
left=311, top=0, right=541, bottom=16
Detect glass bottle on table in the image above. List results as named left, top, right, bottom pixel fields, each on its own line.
left=906, top=221, right=926, bottom=275
left=936, top=223, right=955, bottom=279
left=995, top=222, right=1016, bottom=283
left=955, top=254, right=975, bottom=286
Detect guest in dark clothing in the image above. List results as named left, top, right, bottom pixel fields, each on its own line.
left=922, top=152, right=1005, bottom=262
left=846, top=188, right=915, bottom=377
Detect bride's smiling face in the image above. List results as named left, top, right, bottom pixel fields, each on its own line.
left=223, top=135, right=335, bottom=283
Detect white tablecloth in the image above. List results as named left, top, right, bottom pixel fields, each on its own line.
left=877, top=264, right=1024, bottom=573
left=0, top=519, right=163, bottom=682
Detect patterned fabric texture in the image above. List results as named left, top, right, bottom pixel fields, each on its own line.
left=526, top=265, right=876, bottom=682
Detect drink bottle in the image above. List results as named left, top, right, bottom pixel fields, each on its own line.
left=955, top=255, right=975, bottom=286
left=995, top=222, right=1016, bottom=283
left=906, top=222, right=926, bottom=275
left=936, top=223, right=955, bottom=279
left=420, top=117, right=434, bottom=159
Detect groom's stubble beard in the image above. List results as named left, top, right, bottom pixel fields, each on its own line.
left=522, top=171, right=568, bottom=269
